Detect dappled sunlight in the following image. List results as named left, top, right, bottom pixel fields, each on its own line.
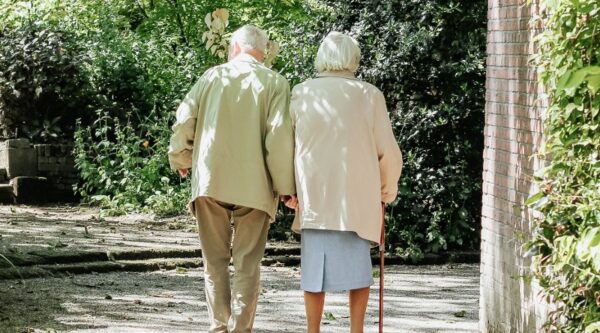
left=0, top=206, right=200, bottom=260
left=0, top=264, right=478, bottom=332
left=481, top=1, right=552, bottom=331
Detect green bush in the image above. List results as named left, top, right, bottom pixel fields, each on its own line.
left=1, top=1, right=487, bottom=256
left=68, top=0, right=321, bottom=217
left=322, top=0, right=486, bottom=259
left=0, top=24, right=87, bottom=141
left=525, top=0, right=600, bottom=331
left=74, top=109, right=190, bottom=216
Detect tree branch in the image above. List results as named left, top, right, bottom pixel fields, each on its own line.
left=165, top=0, right=188, bottom=47
left=135, top=0, right=149, bottom=19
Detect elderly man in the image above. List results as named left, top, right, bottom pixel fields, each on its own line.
left=168, top=25, right=295, bottom=333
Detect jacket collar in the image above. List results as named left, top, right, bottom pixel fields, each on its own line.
left=230, top=53, right=262, bottom=64
left=316, top=70, right=357, bottom=80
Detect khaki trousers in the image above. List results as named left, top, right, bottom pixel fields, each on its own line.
left=194, top=197, right=270, bottom=333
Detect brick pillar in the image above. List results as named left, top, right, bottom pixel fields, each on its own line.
left=480, top=1, right=548, bottom=332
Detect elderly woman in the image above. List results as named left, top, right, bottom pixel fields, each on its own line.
left=286, top=32, right=403, bottom=333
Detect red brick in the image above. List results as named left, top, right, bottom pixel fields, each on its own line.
left=487, top=66, right=538, bottom=82
left=488, top=5, right=537, bottom=20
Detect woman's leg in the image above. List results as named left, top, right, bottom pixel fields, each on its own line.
left=349, top=287, right=370, bottom=333
left=304, top=291, right=325, bottom=333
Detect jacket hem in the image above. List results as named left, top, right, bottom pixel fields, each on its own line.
left=188, top=193, right=277, bottom=221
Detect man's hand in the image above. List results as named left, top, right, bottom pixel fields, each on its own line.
left=178, top=168, right=189, bottom=178
left=280, top=195, right=298, bottom=210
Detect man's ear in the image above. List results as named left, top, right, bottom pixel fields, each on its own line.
left=228, top=42, right=241, bottom=60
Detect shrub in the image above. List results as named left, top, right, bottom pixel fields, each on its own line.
left=322, top=0, right=487, bottom=259
left=0, top=24, right=87, bottom=141
left=70, top=1, right=330, bottom=218
left=525, top=0, right=600, bottom=331
left=74, top=109, right=190, bottom=217
left=4, top=1, right=488, bottom=256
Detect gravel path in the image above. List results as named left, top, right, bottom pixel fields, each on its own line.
left=0, top=264, right=479, bottom=333
left=0, top=205, right=480, bottom=332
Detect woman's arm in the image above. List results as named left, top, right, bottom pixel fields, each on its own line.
left=373, top=91, right=403, bottom=204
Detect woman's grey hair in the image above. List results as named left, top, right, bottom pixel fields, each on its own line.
left=315, top=31, right=361, bottom=73
left=230, top=25, right=269, bottom=54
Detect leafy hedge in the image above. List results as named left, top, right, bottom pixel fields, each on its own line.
left=526, top=0, right=600, bottom=331
left=0, top=0, right=487, bottom=258
left=323, top=0, right=487, bottom=258
left=0, top=24, right=87, bottom=141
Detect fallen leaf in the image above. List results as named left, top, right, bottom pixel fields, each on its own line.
left=324, top=312, right=336, bottom=320
left=454, top=310, right=467, bottom=317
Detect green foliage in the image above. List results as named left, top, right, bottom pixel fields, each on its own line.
left=526, top=0, right=600, bottom=331
left=0, top=23, right=87, bottom=141
left=74, top=110, right=190, bottom=217
left=64, top=0, right=324, bottom=217
left=323, top=0, right=486, bottom=259
left=1, top=0, right=487, bottom=256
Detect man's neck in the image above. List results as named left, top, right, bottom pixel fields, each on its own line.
left=239, top=50, right=264, bottom=63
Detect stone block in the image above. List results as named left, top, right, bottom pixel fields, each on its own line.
left=0, top=168, right=7, bottom=183
left=0, top=144, right=38, bottom=178
left=11, top=176, right=49, bottom=204
left=4, top=138, right=31, bottom=149
left=0, top=184, right=14, bottom=203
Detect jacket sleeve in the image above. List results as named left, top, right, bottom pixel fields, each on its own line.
left=264, top=77, right=296, bottom=195
left=374, top=91, right=403, bottom=203
left=167, top=76, right=206, bottom=171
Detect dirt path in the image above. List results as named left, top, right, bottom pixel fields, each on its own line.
left=0, top=264, right=479, bottom=333
left=0, top=205, right=480, bottom=332
left=0, top=205, right=298, bottom=279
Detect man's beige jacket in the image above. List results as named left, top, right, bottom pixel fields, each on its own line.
left=290, top=71, right=403, bottom=244
left=168, top=54, right=295, bottom=220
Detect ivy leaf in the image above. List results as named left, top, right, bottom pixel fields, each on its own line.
left=586, top=74, right=600, bottom=94
left=564, top=103, right=579, bottom=119
left=553, top=236, right=576, bottom=271
left=564, top=69, right=588, bottom=90
left=562, top=66, right=600, bottom=92
left=576, top=227, right=600, bottom=267
left=525, top=192, right=545, bottom=206
left=581, top=66, right=600, bottom=75
left=586, top=321, right=600, bottom=333
left=556, top=70, right=572, bottom=92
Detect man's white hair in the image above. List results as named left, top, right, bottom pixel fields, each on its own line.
left=315, top=31, right=361, bottom=73
left=230, top=25, right=268, bottom=53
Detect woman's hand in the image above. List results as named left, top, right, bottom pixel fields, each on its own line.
left=178, top=168, right=189, bottom=178
left=280, top=195, right=299, bottom=210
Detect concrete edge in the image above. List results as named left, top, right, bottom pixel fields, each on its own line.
left=0, top=251, right=480, bottom=280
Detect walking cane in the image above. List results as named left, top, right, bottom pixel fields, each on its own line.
left=379, top=203, right=385, bottom=333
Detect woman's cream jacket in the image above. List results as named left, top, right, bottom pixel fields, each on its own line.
left=290, top=71, right=403, bottom=244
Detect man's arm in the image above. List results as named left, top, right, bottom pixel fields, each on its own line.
left=167, top=75, right=208, bottom=172
left=168, top=118, right=196, bottom=172
left=264, top=77, right=296, bottom=196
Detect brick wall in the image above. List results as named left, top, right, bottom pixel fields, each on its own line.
left=35, top=143, right=78, bottom=195
left=480, top=1, right=548, bottom=332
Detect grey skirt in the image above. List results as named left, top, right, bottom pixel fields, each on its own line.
left=301, top=229, right=374, bottom=292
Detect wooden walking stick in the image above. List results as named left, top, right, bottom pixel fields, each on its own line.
left=379, top=203, right=385, bottom=333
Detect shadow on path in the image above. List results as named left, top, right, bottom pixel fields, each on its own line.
left=0, top=264, right=478, bottom=333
